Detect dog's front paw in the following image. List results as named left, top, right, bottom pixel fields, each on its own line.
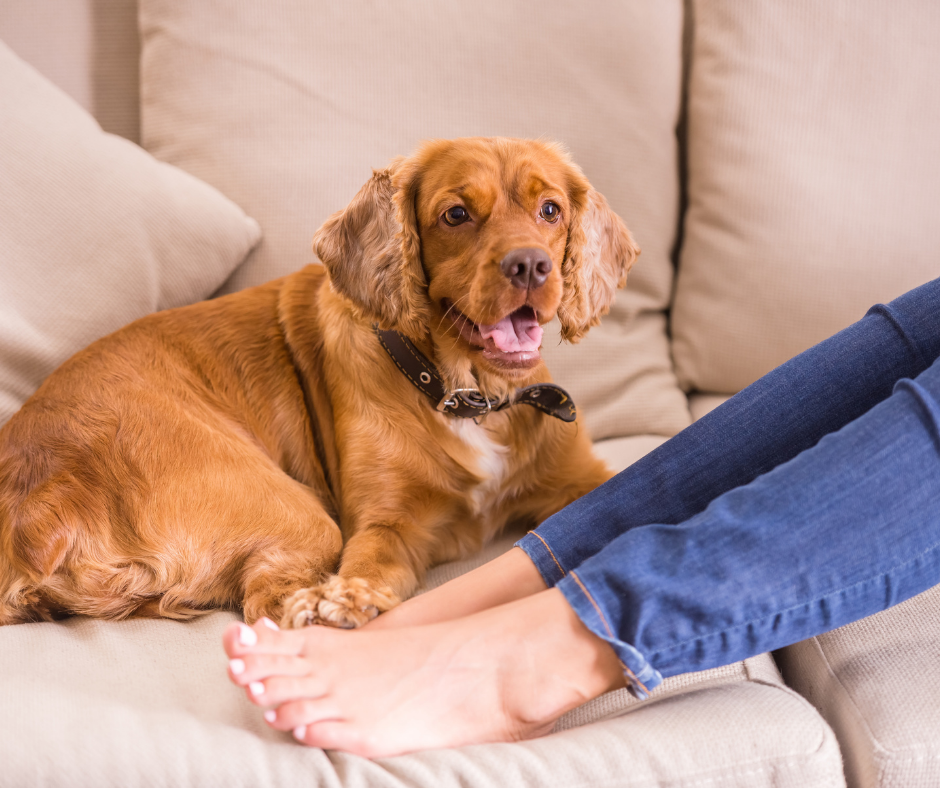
left=280, top=576, right=400, bottom=629
left=316, top=576, right=400, bottom=629
left=279, top=587, right=325, bottom=629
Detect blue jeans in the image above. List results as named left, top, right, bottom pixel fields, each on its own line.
left=517, top=277, right=940, bottom=698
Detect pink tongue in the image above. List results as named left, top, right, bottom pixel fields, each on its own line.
left=477, top=309, right=543, bottom=353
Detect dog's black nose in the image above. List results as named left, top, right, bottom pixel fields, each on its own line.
left=500, top=248, right=553, bottom=290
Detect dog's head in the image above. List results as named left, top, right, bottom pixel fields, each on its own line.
left=313, top=138, right=639, bottom=383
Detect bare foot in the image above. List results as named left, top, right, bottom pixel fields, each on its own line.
left=224, top=588, right=623, bottom=757
left=367, top=546, right=548, bottom=631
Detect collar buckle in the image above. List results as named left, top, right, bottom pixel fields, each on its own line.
left=437, top=388, right=497, bottom=419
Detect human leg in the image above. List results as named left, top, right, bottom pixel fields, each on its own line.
left=521, top=276, right=940, bottom=587
left=560, top=354, right=940, bottom=696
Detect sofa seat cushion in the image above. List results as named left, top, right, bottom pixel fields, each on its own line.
left=0, top=536, right=846, bottom=788
left=138, top=0, right=693, bottom=443
left=0, top=39, right=261, bottom=428
left=778, top=584, right=940, bottom=788
left=673, top=0, right=940, bottom=395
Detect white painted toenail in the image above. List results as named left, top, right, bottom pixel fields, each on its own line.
left=264, top=710, right=276, bottom=723
left=249, top=681, right=265, bottom=696
left=261, top=617, right=280, bottom=631
left=238, top=624, right=258, bottom=646
left=294, top=725, right=307, bottom=741
left=229, top=659, right=245, bottom=675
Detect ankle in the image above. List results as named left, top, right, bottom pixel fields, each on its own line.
left=371, top=546, right=547, bottom=629
left=490, top=589, right=625, bottom=735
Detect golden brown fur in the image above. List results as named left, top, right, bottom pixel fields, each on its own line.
left=0, top=138, right=639, bottom=629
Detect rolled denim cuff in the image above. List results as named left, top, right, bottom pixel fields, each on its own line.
left=515, top=531, right=567, bottom=587
left=557, top=570, right=663, bottom=700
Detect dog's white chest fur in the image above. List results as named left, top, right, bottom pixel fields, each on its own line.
left=448, top=419, right=510, bottom=516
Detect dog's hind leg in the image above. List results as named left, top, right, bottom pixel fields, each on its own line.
left=0, top=472, right=115, bottom=624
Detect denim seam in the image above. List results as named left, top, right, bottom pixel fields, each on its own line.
left=569, top=570, right=650, bottom=696
left=895, top=378, right=940, bottom=452
left=870, top=303, right=930, bottom=374
left=531, top=531, right=566, bottom=577
left=651, top=539, right=940, bottom=659
left=569, top=570, right=614, bottom=638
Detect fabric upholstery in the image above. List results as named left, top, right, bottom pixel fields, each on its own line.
left=778, top=584, right=940, bottom=788
left=591, top=433, right=670, bottom=474
left=0, top=0, right=141, bottom=142
left=673, top=0, right=940, bottom=394
left=688, top=392, right=730, bottom=423
left=138, top=0, right=693, bottom=442
left=0, top=40, right=260, bottom=428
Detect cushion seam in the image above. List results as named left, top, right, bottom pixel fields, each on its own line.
left=547, top=749, right=843, bottom=788
left=811, top=637, right=885, bottom=756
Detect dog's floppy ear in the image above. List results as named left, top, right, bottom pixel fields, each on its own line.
left=557, top=185, right=640, bottom=343
left=313, top=160, right=429, bottom=339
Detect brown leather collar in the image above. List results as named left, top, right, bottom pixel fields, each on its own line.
left=374, top=326, right=577, bottom=423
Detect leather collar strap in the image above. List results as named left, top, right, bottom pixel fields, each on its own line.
left=374, top=326, right=577, bottom=423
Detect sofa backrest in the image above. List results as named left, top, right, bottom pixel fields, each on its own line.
left=0, top=0, right=141, bottom=144
left=673, top=0, right=940, bottom=395
left=4, top=1, right=938, bottom=444
left=136, top=0, right=693, bottom=443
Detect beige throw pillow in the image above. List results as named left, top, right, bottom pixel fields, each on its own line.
left=0, top=39, right=261, bottom=427
left=139, top=0, right=692, bottom=441
left=673, top=0, right=940, bottom=394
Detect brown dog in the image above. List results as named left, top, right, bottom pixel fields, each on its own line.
left=0, top=138, right=638, bottom=629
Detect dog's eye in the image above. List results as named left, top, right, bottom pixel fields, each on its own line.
left=540, top=202, right=560, bottom=223
left=442, top=206, right=470, bottom=226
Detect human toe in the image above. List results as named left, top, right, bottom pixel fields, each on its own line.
left=297, top=720, right=380, bottom=756
left=241, top=674, right=329, bottom=707
left=227, top=653, right=313, bottom=686
left=223, top=620, right=307, bottom=659
left=262, top=696, right=346, bottom=732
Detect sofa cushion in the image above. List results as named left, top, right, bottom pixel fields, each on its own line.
left=590, top=434, right=670, bottom=475
left=0, top=533, right=845, bottom=788
left=672, top=0, right=940, bottom=394
left=778, top=584, right=940, bottom=788
left=138, top=0, right=692, bottom=442
left=0, top=0, right=141, bottom=142
left=0, top=39, right=261, bottom=428
left=688, top=392, right=731, bottom=423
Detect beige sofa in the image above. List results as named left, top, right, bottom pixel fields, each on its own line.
left=1, top=2, right=938, bottom=786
